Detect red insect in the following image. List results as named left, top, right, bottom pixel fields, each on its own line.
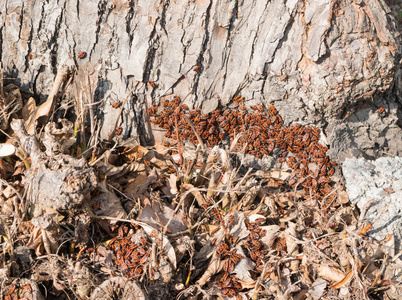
left=279, top=74, right=288, bottom=81
left=148, top=81, right=156, bottom=88
left=242, top=206, right=252, bottom=212
left=225, top=288, right=237, bottom=298
left=229, top=236, right=239, bottom=245
left=112, top=101, right=121, bottom=109
left=115, top=126, right=122, bottom=135
left=254, top=217, right=265, bottom=225
left=28, top=53, right=33, bottom=59
left=139, top=237, right=147, bottom=247
left=378, top=107, right=385, bottom=116
left=77, top=51, right=87, bottom=59
left=227, top=215, right=235, bottom=226
left=223, top=260, right=235, bottom=273
left=92, top=201, right=100, bottom=211
left=193, top=65, right=201, bottom=71
left=8, top=284, right=16, bottom=294
left=216, top=242, right=229, bottom=256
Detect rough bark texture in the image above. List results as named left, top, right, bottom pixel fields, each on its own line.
left=0, top=0, right=401, bottom=161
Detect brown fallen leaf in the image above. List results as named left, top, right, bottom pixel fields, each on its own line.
left=22, top=67, right=69, bottom=134
left=316, top=264, right=345, bottom=283
left=331, top=269, right=353, bottom=289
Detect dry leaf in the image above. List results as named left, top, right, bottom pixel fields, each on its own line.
left=196, top=252, right=223, bottom=286
left=308, top=278, right=327, bottom=299
left=135, top=221, right=177, bottom=269
left=138, top=201, right=187, bottom=235
left=331, top=270, right=353, bottom=289
left=255, top=169, right=291, bottom=181
left=316, top=264, right=345, bottom=282
left=260, top=225, right=281, bottom=248
left=22, top=68, right=68, bottom=134
left=95, top=183, right=127, bottom=222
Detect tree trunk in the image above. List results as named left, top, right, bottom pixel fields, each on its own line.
left=0, top=0, right=400, bottom=161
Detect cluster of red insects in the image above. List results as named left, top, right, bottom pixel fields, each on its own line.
left=201, top=199, right=244, bottom=299
left=148, top=95, right=337, bottom=207
left=146, top=94, right=339, bottom=296
left=243, top=219, right=269, bottom=266
left=4, top=284, right=32, bottom=300
left=200, top=198, right=273, bottom=298
left=106, top=226, right=154, bottom=280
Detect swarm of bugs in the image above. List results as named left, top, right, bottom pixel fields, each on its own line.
left=148, top=95, right=337, bottom=209
left=106, top=226, right=157, bottom=281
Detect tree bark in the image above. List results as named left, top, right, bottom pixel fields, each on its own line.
left=0, top=0, right=400, bottom=160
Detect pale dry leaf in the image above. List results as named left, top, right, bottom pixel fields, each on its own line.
left=316, top=264, right=345, bottom=283
left=136, top=222, right=177, bottom=269
left=196, top=252, right=223, bottom=286
left=90, top=277, right=148, bottom=300
left=260, top=225, right=281, bottom=248
left=308, top=278, right=327, bottom=299
left=22, top=68, right=68, bottom=134
left=167, top=173, right=179, bottom=195
left=233, top=246, right=255, bottom=285
left=95, top=184, right=127, bottom=222
left=0, top=143, right=15, bottom=157
left=138, top=200, right=187, bottom=234
left=255, top=169, right=292, bottom=181
left=284, top=222, right=299, bottom=271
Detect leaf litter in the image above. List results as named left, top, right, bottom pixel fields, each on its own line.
left=0, top=70, right=401, bottom=300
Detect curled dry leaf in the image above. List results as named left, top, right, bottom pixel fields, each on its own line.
left=316, top=264, right=345, bottom=283
left=284, top=222, right=300, bottom=271
left=233, top=246, right=256, bottom=285
left=166, top=173, right=179, bottom=196
left=27, top=214, right=60, bottom=256
left=308, top=278, right=328, bottom=300
left=22, top=67, right=69, bottom=134
left=260, top=225, right=281, bottom=248
left=255, top=169, right=291, bottom=181
left=196, top=252, right=223, bottom=286
left=138, top=200, right=187, bottom=235
left=135, top=221, right=177, bottom=269
left=331, top=270, right=353, bottom=289
left=90, top=277, right=148, bottom=300
left=94, top=183, right=127, bottom=222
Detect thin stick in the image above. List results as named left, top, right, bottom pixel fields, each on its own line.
left=182, top=115, right=205, bottom=149
left=108, top=83, right=139, bottom=141
left=174, top=114, right=184, bottom=167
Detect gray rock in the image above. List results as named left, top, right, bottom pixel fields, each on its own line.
left=342, top=157, right=402, bottom=250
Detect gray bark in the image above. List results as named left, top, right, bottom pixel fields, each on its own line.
left=0, top=0, right=400, bottom=161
